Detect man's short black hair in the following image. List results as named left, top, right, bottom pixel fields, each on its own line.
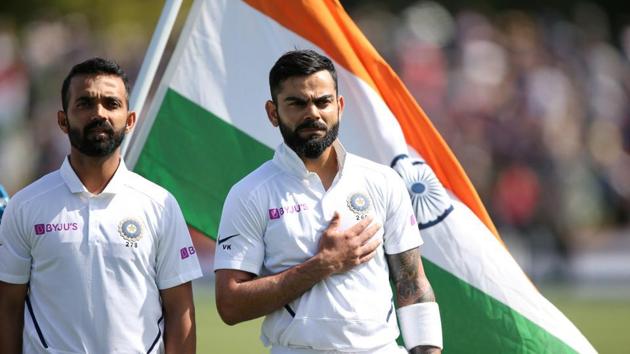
left=269, top=49, right=338, bottom=103
left=61, top=57, right=130, bottom=112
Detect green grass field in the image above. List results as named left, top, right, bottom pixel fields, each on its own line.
left=542, top=288, right=630, bottom=354
left=195, top=286, right=266, bottom=353
left=193, top=285, right=630, bottom=353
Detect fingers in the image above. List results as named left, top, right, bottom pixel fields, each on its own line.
left=345, top=215, right=373, bottom=235
left=320, top=212, right=383, bottom=272
left=325, top=211, right=341, bottom=231
left=357, top=221, right=381, bottom=244
left=358, top=237, right=382, bottom=264
left=355, top=222, right=382, bottom=265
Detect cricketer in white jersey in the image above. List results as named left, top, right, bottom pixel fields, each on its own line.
left=216, top=141, right=421, bottom=352
left=0, top=159, right=203, bottom=353
left=0, top=58, right=202, bottom=354
left=214, top=50, right=442, bottom=354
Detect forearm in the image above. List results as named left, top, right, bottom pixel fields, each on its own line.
left=395, top=266, right=441, bottom=354
left=216, top=253, right=334, bottom=325
left=161, top=283, right=196, bottom=354
left=0, top=282, right=27, bottom=354
left=0, top=312, right=23, bottom=354
left=217, top=212, right=381, bottom=325
left=163, top=312, right=195, bottom=354
left=389, top=248, right=435, bottom=306
left=387, top=249, right=442, bottom=353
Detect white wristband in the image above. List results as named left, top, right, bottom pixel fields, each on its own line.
left=396, top=302, right=443, bottom=350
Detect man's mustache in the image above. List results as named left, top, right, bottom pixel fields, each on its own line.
left=296, top=120, right=327, bottom=131
left=84, top=120, right=114, bottom=135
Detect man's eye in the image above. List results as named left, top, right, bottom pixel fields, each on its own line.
left=106, top=100, right=122, bottom=109
left=315, top=99, right=331, bottom=108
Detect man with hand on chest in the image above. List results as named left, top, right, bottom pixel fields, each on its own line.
left=214, top=49, right=442, bottom=354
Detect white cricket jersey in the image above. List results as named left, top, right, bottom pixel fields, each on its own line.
left=0, top=157, right=203, bottom=354
left=214, top=142, right=422, bottom=352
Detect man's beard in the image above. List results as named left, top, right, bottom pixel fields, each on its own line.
left=67, top=119, right=126, bottom=157
left=278, top=117, right=339, bottom=159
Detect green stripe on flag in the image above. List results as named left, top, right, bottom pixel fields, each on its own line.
left=134, top=89, right=273, bottom=238
left=424, top=259, right=578, bottom=353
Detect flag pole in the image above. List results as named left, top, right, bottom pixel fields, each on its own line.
left=121, top=0, right=184, bottom=159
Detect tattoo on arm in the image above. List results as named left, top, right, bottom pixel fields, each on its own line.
left=386, top=247, right=435, bottom=306
left=387, top=248, right=441, bottom=353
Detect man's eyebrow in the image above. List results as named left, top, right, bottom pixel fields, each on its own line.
left=75, top=95, right=94, bottom=102
left=284, top=94, right=334, bottom=102
left=314, top=94, right=334, bottom=101
left=284, top=96, right=307, bottom=103
left=76, top=94, right=122, bottom=101
left=104, top=95, right=123, bottom=102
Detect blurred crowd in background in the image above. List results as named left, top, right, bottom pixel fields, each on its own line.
left=0, top=1, right=629, bottom=281
left=348, top=1, right=630, bottom=281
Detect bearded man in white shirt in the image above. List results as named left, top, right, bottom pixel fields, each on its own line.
left=0, top=58, right=202, bottom=354
left=214, top=49, right=442, bottom=354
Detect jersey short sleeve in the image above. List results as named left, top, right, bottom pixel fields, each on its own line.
left=214, top=187, right=266, bottom=276
left=155, top=194, right=203, bottom=290
left=0, top=201, right=32, bottom=284
left=382, top=170, right=424, bottom=255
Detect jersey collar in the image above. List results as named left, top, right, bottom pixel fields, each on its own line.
left=101, top=160, right=129, bottom=195
left=60, top=156, right=129, bottom=196
left=272, top=140, right=348, bottom=178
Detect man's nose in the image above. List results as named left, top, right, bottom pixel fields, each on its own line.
left=92, top=103, right=108, bottom=119
left=304, top=101, right=321, bottom=120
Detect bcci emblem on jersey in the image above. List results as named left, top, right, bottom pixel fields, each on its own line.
left=347, top=192, right=371, bottom=220
left=118, top=218, right=144, bottom=245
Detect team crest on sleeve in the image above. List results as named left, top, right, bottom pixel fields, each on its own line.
left=118, top=218, right=144, bottom=247
left=347, top=192, right=371, bottom=220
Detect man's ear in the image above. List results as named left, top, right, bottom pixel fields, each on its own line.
left=57, top=111, right=69, bottom=134
left=126, top=111, right=137, bottom=132
left=265, top=100, right=279, bottom=127
left=337, top=95, right=345, bottom=121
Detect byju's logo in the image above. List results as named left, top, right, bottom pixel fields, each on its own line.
left=34, top=223, right=79, bottom=235
left=269, top=209, right=281, bottom=220
left=180, top=246, right=196, bottom=260
left=268, top=203, right=309, bottom=220
left=34, top=224, right=45, bottom=235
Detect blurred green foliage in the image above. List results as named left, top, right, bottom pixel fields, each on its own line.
left=0, top=0, right=192, bottom=36
left=1, top=0, right=157, bottom=28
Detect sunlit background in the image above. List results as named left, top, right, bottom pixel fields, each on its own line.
left=1, top=0, right=629, bottom=352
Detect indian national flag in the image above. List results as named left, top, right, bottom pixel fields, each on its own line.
left=125, top=0, right=596, bottom=353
